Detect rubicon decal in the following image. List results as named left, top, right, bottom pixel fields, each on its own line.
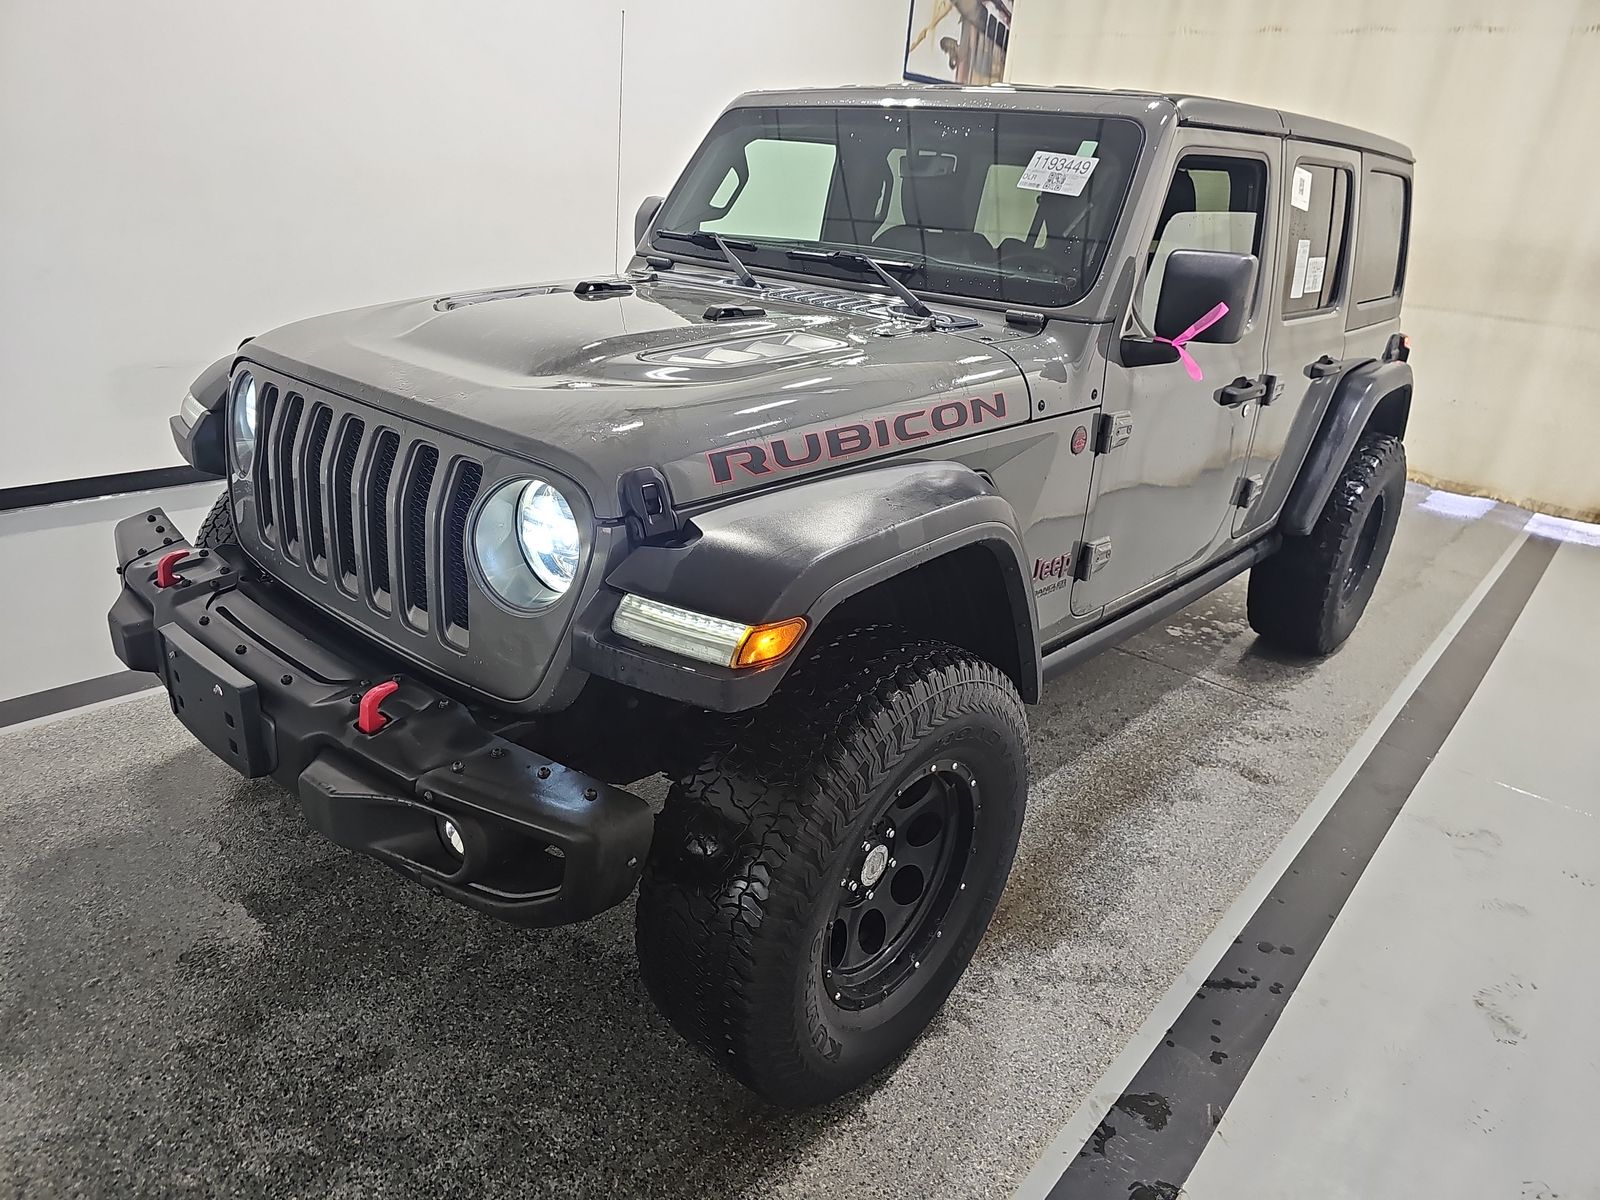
left=707, top=393, right=1008, bottom=485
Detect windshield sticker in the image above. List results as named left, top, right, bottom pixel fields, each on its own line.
left=1290, top=238, right=1312, bottom=298
left=1019, top=151, right=1099, bottom=197
left=1303, top=255, right=1327, bottom=295
left=1292, top=166, right=1314, bottom=211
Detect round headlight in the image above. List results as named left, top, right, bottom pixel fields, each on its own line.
left=231, top=371, right=258, bottom=475
left=517, top=480, right=580, bottom=592
left=473, top=477, right=583, bottom=609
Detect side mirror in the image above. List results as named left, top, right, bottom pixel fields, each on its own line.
left=1154, top=249, right=1257, bottom=344
left=634, top=195, right=665, bottom=250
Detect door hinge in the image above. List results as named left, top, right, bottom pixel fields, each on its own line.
left=1232, top=474, right=1264, bottom=509
left=1093, top=411, right=1134, bottom=455
left=1261, top=375, right=1284, bottom=406
left=1074, top=537, right=1113, bottom=580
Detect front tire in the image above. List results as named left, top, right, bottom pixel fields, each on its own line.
left=194, top=492, right=238, bottom=549
left=635, top=630, right=1028, bottom=1106
left=1248, top=431, right=1405, bottom=655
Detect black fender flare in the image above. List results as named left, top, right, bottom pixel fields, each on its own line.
left=1281, top=359, right=1413, bottom=537
left=586, top=461, right=1042, bottom=710
left=169, top=354, right=234, bottom=477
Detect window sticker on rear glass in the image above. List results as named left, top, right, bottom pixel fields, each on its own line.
left=1290, top=238, right=1312, bottom=298
left=1292, top=166, right=1314, bottom=211
left=1303, top=255, right=1327, bottom=294
left=1018, top=150, right=1099, bottom=197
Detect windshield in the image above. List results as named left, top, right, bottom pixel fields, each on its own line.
left=652, top=105, right=1144, bottom=309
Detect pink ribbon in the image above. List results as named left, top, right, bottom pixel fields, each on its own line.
left=1155, top=301, right=1229, bottom=381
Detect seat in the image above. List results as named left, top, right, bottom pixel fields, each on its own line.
left=873, top=164, right=993, bottom=266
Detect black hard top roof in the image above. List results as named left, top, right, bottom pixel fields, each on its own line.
left=735, top=84, right=1415, bottom=165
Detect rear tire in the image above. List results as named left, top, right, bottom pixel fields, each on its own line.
left=195, top=492, right=238, bottom=549
left=635, top=629, right=1028, bottom=1106
left=1248, top=432, right=1405, bottom=655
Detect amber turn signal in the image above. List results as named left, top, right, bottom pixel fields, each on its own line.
left=734, top=617, right=808, bottom=668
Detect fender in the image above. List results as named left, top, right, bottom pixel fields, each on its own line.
left=582, top=461, right=1041, bottom=711
left=1280, top=359, right=1414, bottom=537
left=170, top=354, right=234, bottom=477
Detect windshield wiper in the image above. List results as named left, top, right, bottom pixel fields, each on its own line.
left=783, top=249, right=934, bottom=320
left=655, top=229, right=760, bottom=289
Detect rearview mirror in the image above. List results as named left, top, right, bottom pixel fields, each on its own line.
left=1154, top=250, right=1257, bottom=344
left=634, top=195, right=665, bottom=250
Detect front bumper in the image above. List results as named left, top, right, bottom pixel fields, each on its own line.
left=108, top=506, right=653, bottom=927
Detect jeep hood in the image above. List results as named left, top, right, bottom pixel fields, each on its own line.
left=242, top=272, right=1037, bottom=516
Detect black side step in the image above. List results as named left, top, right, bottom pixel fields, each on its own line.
left=1042, top=536, right=1280, bottom=680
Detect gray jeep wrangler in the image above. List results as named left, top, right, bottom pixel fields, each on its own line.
left=110, top=85, right=1414, bottom=1106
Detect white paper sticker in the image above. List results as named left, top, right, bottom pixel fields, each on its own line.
left=1303, top=255, right=1327, bottom=294
left=1018, top=150, right=1099, bottom=197
left=1290, top=238, right=1311, bottom=298
left=1292, top=166, right=1314, bottom=211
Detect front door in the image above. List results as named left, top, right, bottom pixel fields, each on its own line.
left=1071, top=132, right=1275, bottom=616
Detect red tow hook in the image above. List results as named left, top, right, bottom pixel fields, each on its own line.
left=356, top=680, right=400, bottom=735
left=155, top=548, right=190, bottom=588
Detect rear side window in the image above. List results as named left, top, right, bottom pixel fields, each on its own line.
left=1353, top=170, right=1410, bottom=303
left=1282, top=162, right=1351, bottom=315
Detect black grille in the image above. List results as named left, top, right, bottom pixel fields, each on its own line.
left=249, top=383, right=485, bottom=647
left=332, top=416, right=365, bottom=584
left=273, top=394, right=304, bottom=553
left=367, top=430, right=399, bottom=600
left=303, top=404, right=333, bottom=569
left=444, top=462, right=482, bottom=631
left=401, top=445, right=438, bottom=616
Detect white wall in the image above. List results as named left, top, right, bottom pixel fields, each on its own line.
left=0, top=0, right=627, bottom=490
left=0, top=0, right=907, bottom=492
left=1008, top=0, right=1600, bottom=522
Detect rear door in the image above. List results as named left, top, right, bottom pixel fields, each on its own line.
left=1071, top=131, right=1274, bottom=616
left=1236, top=140, right=1358, bottom=537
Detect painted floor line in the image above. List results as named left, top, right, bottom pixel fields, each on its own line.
left=1010, top=517, right=1534, bottom=1200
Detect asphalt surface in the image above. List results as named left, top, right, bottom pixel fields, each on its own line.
left=0, top=486, right=1526, bottom=1199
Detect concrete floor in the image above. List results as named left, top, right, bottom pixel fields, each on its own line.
left=0, top=484, right=1545, bottom=1198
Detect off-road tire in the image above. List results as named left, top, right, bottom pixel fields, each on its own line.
left=1248, top=432, right=1405, bottom=655
left=195, top=493, right=238, bottom=549
left=635, top=629, right=1028, bottom=1106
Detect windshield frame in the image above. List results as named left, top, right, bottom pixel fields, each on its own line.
left=645, top=97, right=1152, bottom=319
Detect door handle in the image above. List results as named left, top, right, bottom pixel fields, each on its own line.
left=1215, top=376, right=1268, bottom=407
left=1304, top=354, right=1344, bottom=380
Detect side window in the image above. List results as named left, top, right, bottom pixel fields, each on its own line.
left=702, top=139, right=839, bottom=241
left=1354, top=170, right=1410, bottom=303
left=1142, top=155, right=1267, bottom=318
left=1282, top=162, right=1352, bottom=315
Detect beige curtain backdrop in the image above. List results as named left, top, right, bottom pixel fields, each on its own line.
left=1008, top=0, right=1600, bottom=521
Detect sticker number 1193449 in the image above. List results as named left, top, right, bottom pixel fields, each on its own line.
left=1018, top=150, right=1099, bottom=197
